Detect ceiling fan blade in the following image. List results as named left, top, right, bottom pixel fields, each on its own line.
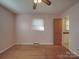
left=42, top=0, right=51, bottom=6
left=33, top=3, right=37, bottom=9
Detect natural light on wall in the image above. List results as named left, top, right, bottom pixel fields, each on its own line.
left=66, top=19, right=69, bottom=30
left=65, top=16, right=70, bottom=31
left=32, top=19, right=44, bottom=31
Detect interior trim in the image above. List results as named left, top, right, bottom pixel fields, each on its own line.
left=0, top=43, right=15, bottom=54
left=16, top=43, right=53, bottom=45
left=69, top=48, right=79, bottom=57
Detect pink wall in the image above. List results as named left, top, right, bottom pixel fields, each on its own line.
left=0, top=6, right=16, bottom=53
left=16, top=14, right=53, bottom=45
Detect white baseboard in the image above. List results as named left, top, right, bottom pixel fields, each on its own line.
left=69, top=48, right=79, bottom=57
left=0, top=43, right=15, bottom=54
left=16, top=43, right=33, bottom=45
left=16, top=43, right=53, bottom=45
left=39, top=43, right=53, bottom=45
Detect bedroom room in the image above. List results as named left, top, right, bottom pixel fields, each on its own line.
left=0, top=0, right=79, bottom=59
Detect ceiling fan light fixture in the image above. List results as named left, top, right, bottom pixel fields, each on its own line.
left=34, top=0, right=38, bottom=3
left=38, top=0, right=42, bottom=3
left=34, top=0, right=42, bottom=3
left=33, top=0, right=51, bottom=9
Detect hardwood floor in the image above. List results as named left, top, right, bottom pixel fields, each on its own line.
left=0, top=45, right=79, bottom=59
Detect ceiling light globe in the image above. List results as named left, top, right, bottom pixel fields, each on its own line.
left=34, top=0, right=38, bottom=3
left=38, top=0, right=42, bottom=3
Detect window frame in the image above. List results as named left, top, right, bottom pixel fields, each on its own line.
left=32, top=19, right=44, bottom=31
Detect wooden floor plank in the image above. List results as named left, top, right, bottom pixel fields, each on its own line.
left=0, top=45, right=79, bottom=59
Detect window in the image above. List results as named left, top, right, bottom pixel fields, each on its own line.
left=32, top=19, right=44, bottom=31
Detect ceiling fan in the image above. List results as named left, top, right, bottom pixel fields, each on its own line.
left=33, top=0, right=51, bottom=9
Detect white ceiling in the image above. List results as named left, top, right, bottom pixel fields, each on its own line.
left=0, top=0, right=79, bottom=15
